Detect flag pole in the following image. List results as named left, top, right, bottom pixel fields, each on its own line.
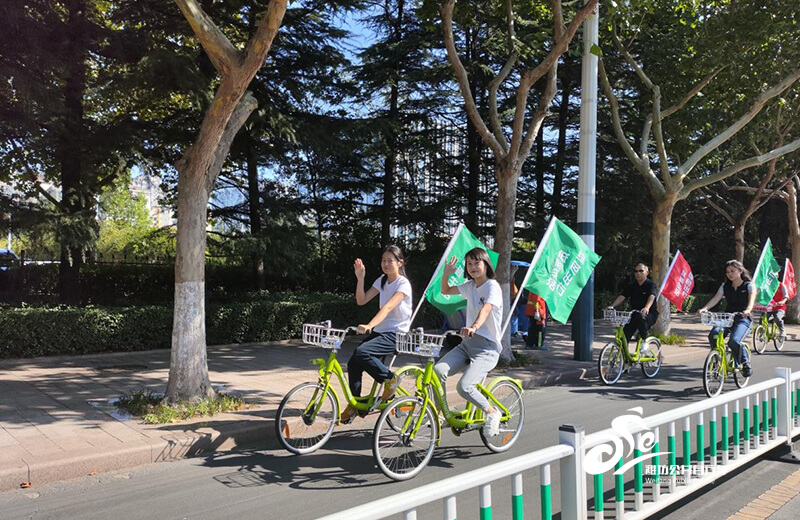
left=499, top=217, right=559, bottom=338
left=409, top=222, right=464, bottom=326
left=656, top=249, right=681, bottom=300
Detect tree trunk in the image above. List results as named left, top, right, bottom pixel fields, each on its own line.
left=382, top=84, right=397, bottom=248
left=552, top=72, right=572, bottom=218
left=733, top=218, right=746, bottom=263
left=246, top=136, right=265, bottom=290
left=535, top=128, right=545, bottom=228
left=167, top=171, right=214, bottom=401
left=495, top=163, right=518, bottom=360
left=652, top=195, right=676, bottom=333
left=466, top=117, right=481, bottom=231
left=58, top=0, right=87, bottom=305
left=786, top=179, right=800, bottom=322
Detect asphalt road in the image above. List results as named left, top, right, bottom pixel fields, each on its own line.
left=3, top=346, right=800, bottom=520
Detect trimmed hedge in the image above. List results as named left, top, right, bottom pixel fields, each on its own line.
left=0, top=293, right=443, bottom=359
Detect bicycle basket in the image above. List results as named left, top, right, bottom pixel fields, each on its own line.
left=603, top=309, right=632, bottom=325
left=701, top=312, right=734, bottom=328
left=301, top=322, right=348, bottom=349
left=396, top=328, right=446, bottom=358
left=752, top=304, right=771, bottom=314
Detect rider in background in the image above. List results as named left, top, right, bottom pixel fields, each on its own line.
left=607, top=263, right=659, bottom=348
left=770, top=277, right=789, bottom=342
left=697, top=259, right=756, bottom=377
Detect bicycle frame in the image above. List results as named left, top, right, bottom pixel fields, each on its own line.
left=403, top=358, right=515, bottom=445
left=613, top=325, right=658, bottom=364
left=307, top=350, right=389, bottom=419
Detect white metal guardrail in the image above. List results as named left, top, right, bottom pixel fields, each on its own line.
left=322, top=367, right=800, bottom=520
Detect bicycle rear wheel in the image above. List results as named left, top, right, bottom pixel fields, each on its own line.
left=275, top=382, right=338, bottom=455
left=753, top=325, right=767, bottom=354
left=640, top=337, right=663, bottom=378
left=703, top=350, right=724, bottom=398
left=734, top=344, right=751, bottom=388
left=373, top=396, right=437, bottom=481
left=598, top=342, right=624, bottom=385
left=480, top=381, right=524, bottom=453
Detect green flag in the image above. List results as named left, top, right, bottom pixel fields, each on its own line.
left=523, top=218, right=601, bottom=324
left=424, top=224, right=499, bottom=314
left=753, top=238, right=781, bottom=305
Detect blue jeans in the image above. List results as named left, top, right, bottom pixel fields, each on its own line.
left=347, top=331, right=397, bottom=397
left=708, top=316, right=751, bottom=366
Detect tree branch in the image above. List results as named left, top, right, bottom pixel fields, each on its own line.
left=240, top=0, right=288, bottom=80
left=440, top=0, right=505, bottom=158
left=681, top=137, right=800, bottom=198
left=598, top=58, right=664, bottom=198
left=173, top=0, right=242, bottom=76
left=678, top=67, right=800, bottom=181
left=205, top=91, right=259, bottom=193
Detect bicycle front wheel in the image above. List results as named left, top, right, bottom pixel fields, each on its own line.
left=373, top=396, right=437, bottom=481
left=734, top=344, right=751, bottom=388
left=752, top=325, right=767, bottom=354
left=640, top=337, right=663, bottom=378
left=598, top=342, right=624, bottom=385
left=480, top=381, right=524, bottom=453
left=703, top=350, right=724, bottom=398
left=774, top=332, right=786, bottom=351
left=275, top=382, right=338, bottom=455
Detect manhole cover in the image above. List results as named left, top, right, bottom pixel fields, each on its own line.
left=95, top=364, right=148, bottom=372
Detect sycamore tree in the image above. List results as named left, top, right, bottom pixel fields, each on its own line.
left=598, top=0, right=800, bottom=332
left=167, top=0, right=287, bottom=403
left=437, top=0, right=598, bottom=357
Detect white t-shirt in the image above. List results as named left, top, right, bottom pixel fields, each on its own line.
left=457, top=279, right=503, bottom=350
left=371, top=276, right=413, bottom=333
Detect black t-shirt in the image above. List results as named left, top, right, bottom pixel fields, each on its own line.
left=721, top=281, right=754, bottom=313
left=622, top=279, right=659, bottom=316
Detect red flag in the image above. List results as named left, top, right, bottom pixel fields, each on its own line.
left=659, top=250, right=695, bottom=311
left=784, top=258, right=797, bottom=300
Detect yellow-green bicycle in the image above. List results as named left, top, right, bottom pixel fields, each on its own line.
left=701, top=312, right=751, bottom=397
left=275, top=321, right=420, bottom=455
left=372, top=329, right=525, bottom=481
left=598, top=309, right=663, bottom=385
left=752, top=304, right=786, bottom=353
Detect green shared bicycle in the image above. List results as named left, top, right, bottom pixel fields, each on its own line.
left=372, top=329, right=525, bottom=481
left=275, top=321, right=420, bottom=455
left=597, top=309, right=663, bottom=385
left=752, top=304, right=786, bottom=354
left=701, top=312, right=751, bottom=397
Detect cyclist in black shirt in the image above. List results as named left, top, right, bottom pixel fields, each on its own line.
left=697, top=259, right=755, bottom=377
left=607, top=263, right=659, bottom=346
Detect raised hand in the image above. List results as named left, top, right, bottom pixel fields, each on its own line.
left=443, top=256, right=458, bottom=278
left=354, top=258, right=366, bottom=280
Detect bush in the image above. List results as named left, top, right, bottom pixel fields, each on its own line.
left=0, top=292, right=445, bottom=359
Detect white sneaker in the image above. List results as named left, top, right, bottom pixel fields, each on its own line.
left=484, top=410, right=502, bottom=437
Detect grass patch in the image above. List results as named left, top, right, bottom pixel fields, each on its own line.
left=115, top=390, right=247, bottom=424
left=653, top=333, right=686, bottom=345
left=498, top=350, right=542, bottom=368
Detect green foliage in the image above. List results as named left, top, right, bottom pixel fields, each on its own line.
left=0, top=293, right=443, bottom=359
left=497, top=350, right=541, bottom=368
left=115, top=390, right=246, bottom=424
left=652, top=332, right=686, bottom=345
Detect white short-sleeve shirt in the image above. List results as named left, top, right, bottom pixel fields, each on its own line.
left=457, top=279, right=503, bottom=350
left=371, top=276, right=413, bottom=333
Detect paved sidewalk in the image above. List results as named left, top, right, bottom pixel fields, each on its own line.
left=0, top=314, right=789, bottom=492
